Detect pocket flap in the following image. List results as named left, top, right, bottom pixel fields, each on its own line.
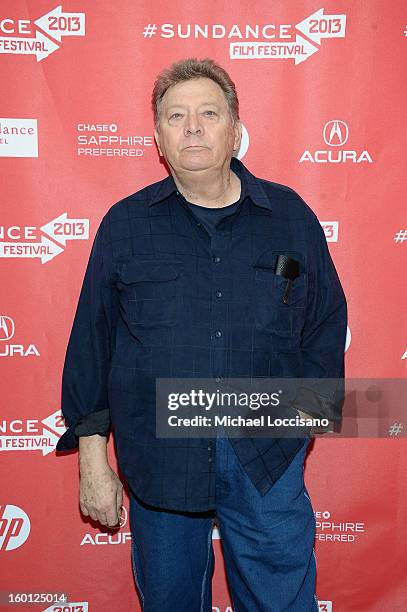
left=120, top=260, right=180, bottom=284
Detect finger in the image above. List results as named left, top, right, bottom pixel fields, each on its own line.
left=116, top=488, right=123, bottom=521
left=117, top=485, right=123, bottom=506
left=88, top=509, right=99, bottom=522
left=80, top=503, right=89, bottom=517
left=97, top=511, right=108, bottom=526
left=106, top=507, right=120, bottom=527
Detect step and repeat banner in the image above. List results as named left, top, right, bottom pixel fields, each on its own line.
left=1, top=1, right=406, bottom=611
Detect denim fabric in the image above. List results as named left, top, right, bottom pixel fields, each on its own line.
left=129, top=437, right=318, bottom=611
left=56, top=156, right=347, bottom=512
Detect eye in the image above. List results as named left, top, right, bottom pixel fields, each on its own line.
left=169, top=112, right=183, bottom=120
left=204, top=110, right=216, bottom=116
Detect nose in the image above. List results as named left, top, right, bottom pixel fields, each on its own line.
left=184, top=113, right=203, bottom=136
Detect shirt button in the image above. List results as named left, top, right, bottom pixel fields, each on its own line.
left=208, top=457, right=213, bottom=462
left=215, top=376, right=222, bottom=382
left=213, top=256, right=221, bottom=263
left=216, top=291, right=222, bottom=298
left=215, top=330, right=222, bottom=338
left=207, top=446, right=212, bottom=451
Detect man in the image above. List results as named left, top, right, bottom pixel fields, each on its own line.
left=56, top=58, right=347, bottom=611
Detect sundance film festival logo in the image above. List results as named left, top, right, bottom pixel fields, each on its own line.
left=0, top=6, right=85, bottom=62
left=300, top=120, right=373, bottom=164
left=142, top=8, right=346, bottom=65
left=0, top=213, right=89, bottom=263
left=0, top=315, right=39, bottom=358
left=0, top=410, right=65, bottom=455
left=0, top=504, right=30, bottom=551
left=0, top=118, right=38, bottom=157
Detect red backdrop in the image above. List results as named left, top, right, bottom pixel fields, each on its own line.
left=1, top=1, right=406, bottom=610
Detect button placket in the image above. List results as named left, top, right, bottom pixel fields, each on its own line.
left=208, top=443, right=213, bottom=462
left=210, top=229, right=229, bottom=415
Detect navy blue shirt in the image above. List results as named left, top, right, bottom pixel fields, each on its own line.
left=181, top=197, right=241, bottom=439
left=56, top=156, right=347, bottom=512
left=186, top=198, right=240, bottom=234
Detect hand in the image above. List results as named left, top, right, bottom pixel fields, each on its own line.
left=79, top=462, right=123, bottom=528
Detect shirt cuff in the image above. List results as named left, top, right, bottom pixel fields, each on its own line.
left=55, top=409, right=110, bottom=452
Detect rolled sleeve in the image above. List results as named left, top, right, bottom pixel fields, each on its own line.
left=293, top=214, right=348, bottom=425
left=56, top=408, right=111, bottom=451
left=56, top=214, right=119, bottom=452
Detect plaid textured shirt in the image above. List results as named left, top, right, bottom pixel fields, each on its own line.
left=56, top=156, right=347, bottom=512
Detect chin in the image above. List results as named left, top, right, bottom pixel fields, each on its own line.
left=178, top=155, right=212, bottom=170
left=172, top=150, right=216, bottom=171
left=180, top=162, right=212, bottom=171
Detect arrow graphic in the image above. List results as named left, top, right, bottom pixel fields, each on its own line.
left=0, top=429, right=60, bottom=456
left=296, top=8, right=346, bottom=45
left=230, top=34, right=318, bottom=64
left=0, top=31, right=59, bottom=61
left=40, top=213, right=89, bottom=246
left=43, top=602, right=88, bottom=612
left=42, top=410, right=67, bottom=436
left=0, top=236, right=64, bottom=263
left=35, top=5, right=86, bottom=43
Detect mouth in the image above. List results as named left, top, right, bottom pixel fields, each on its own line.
left=184, top=145, right=207, bottom=150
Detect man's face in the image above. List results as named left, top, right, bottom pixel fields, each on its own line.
left=154, top=77, right=241, bottom=174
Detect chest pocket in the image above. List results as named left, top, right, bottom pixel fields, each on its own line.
left=118, top=259, right=181, bottom=328
left=253, top=250, right=308, bottom=336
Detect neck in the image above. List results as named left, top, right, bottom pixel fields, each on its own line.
left=170, top=160, right=241, bottom=208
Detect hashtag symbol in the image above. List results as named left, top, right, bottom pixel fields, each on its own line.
left=388, top=422, right=403, bottom=436
left=143, top=24, right=157, bottom=38
left=394, top=229, right=407, bottom=243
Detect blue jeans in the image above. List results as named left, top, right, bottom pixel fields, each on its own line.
left=129, top=437, right=318, bottom=611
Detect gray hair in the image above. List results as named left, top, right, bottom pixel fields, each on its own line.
left=152, top=57, right=240, bottom=130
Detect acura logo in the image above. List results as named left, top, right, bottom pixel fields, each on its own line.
left=119, top=505, right=128, bottom=528
left=323, top=120, right=349, bottom=147
left=0, top=316, right=15, bottom=341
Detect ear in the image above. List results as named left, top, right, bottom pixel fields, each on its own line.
left=154, top=128, right=163, bottom=156
left=233, top=120, right=242, bottom=153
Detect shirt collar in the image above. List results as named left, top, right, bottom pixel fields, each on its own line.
left=148, top=156, right=272, bottom=211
